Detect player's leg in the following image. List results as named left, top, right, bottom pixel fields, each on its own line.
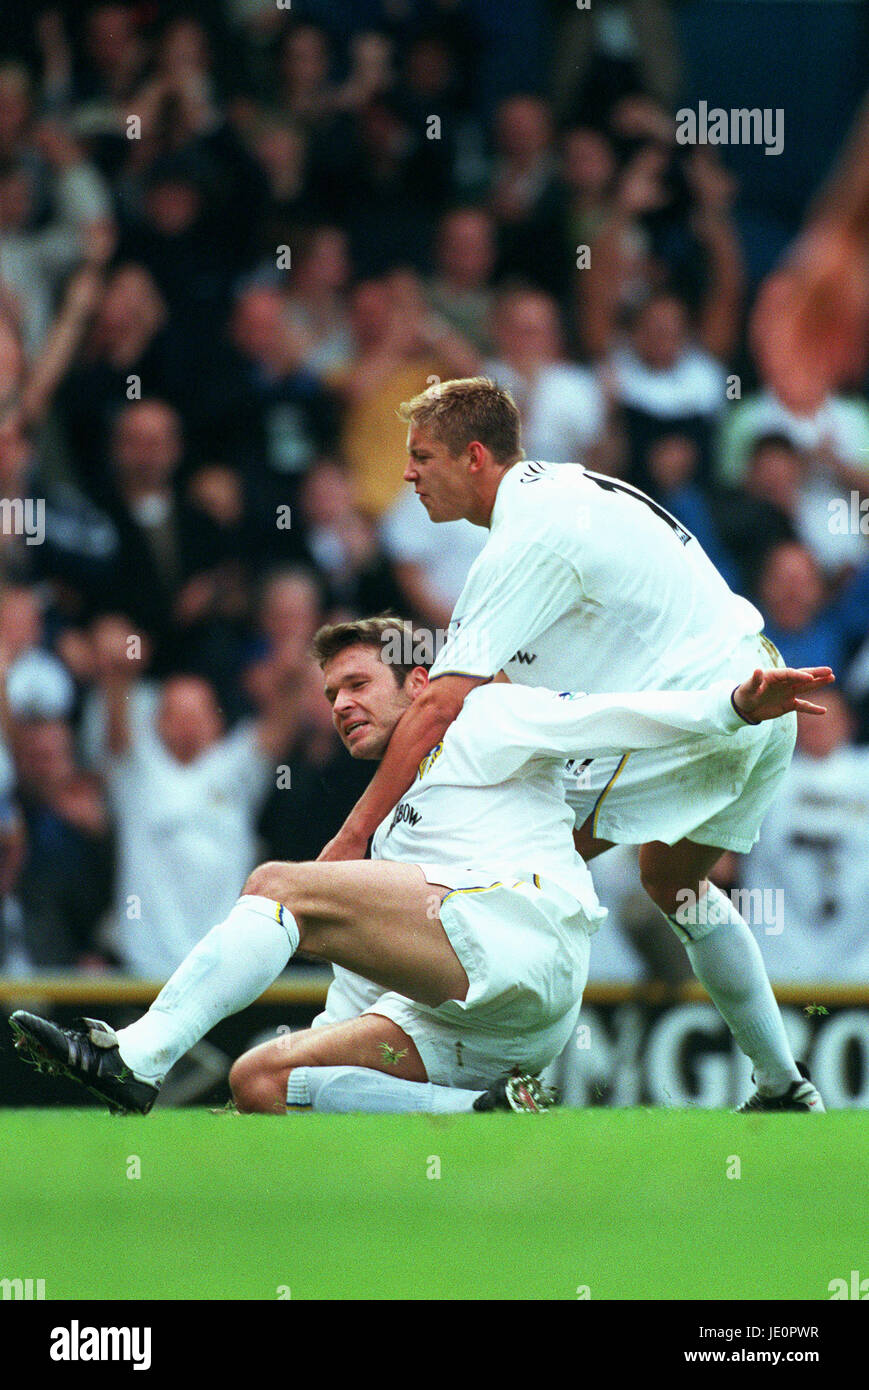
left=572, top=822, right=615, bottom=861
left=636, top=835, right=723, bottom=917
left=230, top=875, right=587, bottom=1117
left=637, top=834, right=808, bottom=1099
left=229, top=1013, right=485, bottom=1115
left=245, top=859, right=466, bottom=1005
left=122, top=858, right=465, bottom=1080
left=9, top=860, right=466, bottom=1113
left=569, top=710, right=822, bottom=1109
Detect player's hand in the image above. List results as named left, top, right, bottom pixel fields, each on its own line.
left=317, top=827, right=369, bottom=862
left=732, top=666, right=835, bottom=722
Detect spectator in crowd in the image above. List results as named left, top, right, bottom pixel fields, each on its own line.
left=92, top=399, right=242, bottom=671
left=332, top=93, right=448, bottom=275
left=87, top=614, right=302, bottom=977
left=339, top=272, right=479, bottom=517
left=223, top=283, right=338, bottom=492
left=279, top=225, right=355, bottom=383
left=714, top=373, right=869, bottom=511
left=579, top=144, right=744, bottom=367
left=559, top=124, right=618, bottom=270
left=753, top=540, right=869, bottom=676
left=397, top=29, right=473, bottom=200
left=0, top=587, right=76, bottom=724
left=488, top=94, right=564, bottom=296
left=608, top=289, right=727, bottom=430
left=380, top=482, right=487, bottom=634
left=5, top=715, right=111, bottom=970
left=484, top=286, right=607, bottom=465
left=0, top=120, right=113, bottom=360
left=245, top=115, right=319, bottom=265
left=53, top=263, right=192, bottom=495
left=275, top=22, right=340, bottom=129
left=0, top=629, right=109, bottom=970
left=63, top=3, right=148, bottom=111
left=552, top=0, right=682, bottom=124
left=297, top=459, right=405, bottom=616
left=741, top=691, right=869, bottom=983
left=241, top=564, right=324, bottom=710
left=633, top=432, right=741, bottom=592
left=424, top=206, right=497, bottom=355
left=742, top=432, right=869, bottom=581
left=257, top=657, right=373, bottom=867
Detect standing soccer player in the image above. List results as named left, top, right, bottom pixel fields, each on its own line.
left=320, top=377, right=824, bottom=1112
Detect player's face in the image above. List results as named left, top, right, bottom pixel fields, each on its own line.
left=323, top=645, right=416, bottom=759
left=404, top=424, right=474, bottom=522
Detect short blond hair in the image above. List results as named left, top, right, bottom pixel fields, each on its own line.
left=398, top=376, right=523, bottom=464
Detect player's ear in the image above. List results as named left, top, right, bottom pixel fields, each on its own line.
left=405, top=666, right=429, bottom=698
left=466, top=440, right=487, bottom=471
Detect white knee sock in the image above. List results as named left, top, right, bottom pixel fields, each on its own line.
left=287, top=1065, right=484, bottom=1114
left=667, top=884, right=800, bottom=1094
left=116, top=896, right=299, bottom=1083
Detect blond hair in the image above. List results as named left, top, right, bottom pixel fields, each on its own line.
left=398, top=376, right=522, bottom=464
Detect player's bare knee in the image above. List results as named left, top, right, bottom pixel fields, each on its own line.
left=638, top=851, right=679, bottom=913
left=230, top=1055, right=284, bottom=1115
left=243, top=860, right=298, bottom=904
left=228, top=1052, right=253, bottom=1105
left=640, top=873, right=679, bottom=914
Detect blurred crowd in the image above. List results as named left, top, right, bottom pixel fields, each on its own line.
left=0, top=1, right=867, bottom=984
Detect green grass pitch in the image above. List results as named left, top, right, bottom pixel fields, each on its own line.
left=2, top=1107, right=867, bottom=1300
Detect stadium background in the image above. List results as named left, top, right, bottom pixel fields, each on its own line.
left=1, top=0, right=868, bottom=1112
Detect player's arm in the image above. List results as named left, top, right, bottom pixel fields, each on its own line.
left=318, top=673, right=486, bottom=861
left=474, top=667, right=835, bottom=779
left=563, top=667, right=835, bottom=753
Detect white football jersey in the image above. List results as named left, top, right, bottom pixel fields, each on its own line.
left=371, top=679, right=749, bottom=910
left=741, top=746, right=869, bottom=982
left=429, top=460, right=763, bottom=694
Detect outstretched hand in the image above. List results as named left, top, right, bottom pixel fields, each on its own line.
left=732, top=666, right=835, bottom=722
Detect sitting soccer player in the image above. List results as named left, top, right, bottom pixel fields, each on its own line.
left=10, top=619, right=832, bottom=1116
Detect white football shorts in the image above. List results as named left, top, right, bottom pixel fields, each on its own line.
left=348, top=870, right=595, bottom=1089
left=564, top=633, right=798, bottom=852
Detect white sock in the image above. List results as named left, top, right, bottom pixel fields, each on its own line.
left=287, top=1065, right=484, bottom=1114
left=116, top=896, right=299, bottom=1083
left=668, top=883, right=800, bottom=1095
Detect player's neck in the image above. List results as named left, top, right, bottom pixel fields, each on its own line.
left=474, top=461, right=516, bottom=528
